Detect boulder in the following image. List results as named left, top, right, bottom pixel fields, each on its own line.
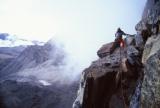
left=97, top=42, right=113, bottom=58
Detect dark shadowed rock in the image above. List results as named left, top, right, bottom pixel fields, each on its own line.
left=0, top=79, right=79, bottom=108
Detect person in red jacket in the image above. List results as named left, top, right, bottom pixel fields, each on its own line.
left=110, top=28, right=126, bottom=54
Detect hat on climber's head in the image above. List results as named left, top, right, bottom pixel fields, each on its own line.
left=117, top=27, right=121, bottom=32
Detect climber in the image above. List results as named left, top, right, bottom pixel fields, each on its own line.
left=110, top=28, right=127, bottom=54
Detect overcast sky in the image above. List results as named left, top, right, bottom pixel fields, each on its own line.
left=0, top=0, right=147, bottom=68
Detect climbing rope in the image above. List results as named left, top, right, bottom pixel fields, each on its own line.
left=119, top=43, right=128, bottom=108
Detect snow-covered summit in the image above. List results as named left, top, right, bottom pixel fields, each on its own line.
left=0, top=33, right=44, bottom=47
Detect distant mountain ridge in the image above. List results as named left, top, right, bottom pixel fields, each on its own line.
left=0, top=36, right=79, bottom=108
left=0, top=32, right=45, bottom=73
left=0, top=46, right=25, bottom=71
left=0, top=41, right=65, bottom=79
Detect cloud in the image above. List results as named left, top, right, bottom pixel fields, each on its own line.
left=17, top=39, right=81, bottom=85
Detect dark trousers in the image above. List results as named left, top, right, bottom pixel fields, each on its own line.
left=110, top=38, right=121, bottom=54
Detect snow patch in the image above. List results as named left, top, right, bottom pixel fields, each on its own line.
left=39, top=80, right=51, bottom=86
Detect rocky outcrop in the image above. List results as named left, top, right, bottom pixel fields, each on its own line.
left=73, top=38, right=143, bottom=108
left=97, top=42, right=113, bottom=58
left=73, top=0, right=160, bottom=108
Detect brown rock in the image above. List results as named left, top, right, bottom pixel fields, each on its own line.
left=97, top=42, right=113, bottom=58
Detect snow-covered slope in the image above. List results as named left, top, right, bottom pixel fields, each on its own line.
left=0, top=33, right=44, bottom=47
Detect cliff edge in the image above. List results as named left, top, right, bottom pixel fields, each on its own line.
left=73, top=0, right=160, bottom=108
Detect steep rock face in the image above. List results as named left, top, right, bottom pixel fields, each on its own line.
left=142, top=0, right=156, bottom=19
left=142, top=0, right=160, bottom=20
left=73, top=40, right=143, bottom=108
left=139, top=0, right=160, bottom=107
left=73, top=0, right=160, bottom=107
left=141, top=35, right=160, bottom=108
